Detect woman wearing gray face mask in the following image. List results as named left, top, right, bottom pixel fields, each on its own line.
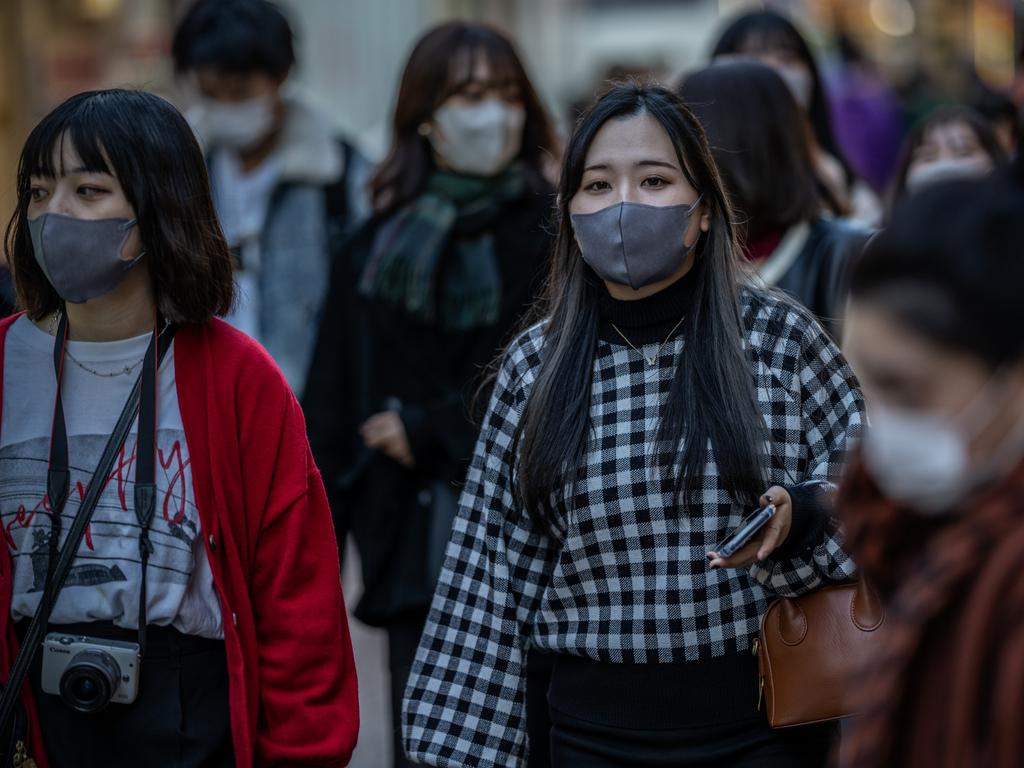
left=303, top=20, right=559, bottom=768
left=839, top=168, right=1024, bottom=768
left=404, top=83, right=864, bottom=768
left=0, top=89, right=357, bottom=767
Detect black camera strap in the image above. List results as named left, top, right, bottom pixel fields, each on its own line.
left=0, top=311, right=176, bottom=734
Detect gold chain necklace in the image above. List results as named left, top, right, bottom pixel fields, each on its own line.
left=610, top=315, right=686, bottom=367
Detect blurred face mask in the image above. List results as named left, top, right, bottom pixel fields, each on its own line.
left=429, top=98, right=526, bottom=177
left=905, top=156, right=993, bottom=193
left=197, top=95, right=276, bottom=150
left=570, top=198, right=703, bottom=290
left=864, top=374, right=1023, bottom=514
left=28, top=213, right=143, bottom=304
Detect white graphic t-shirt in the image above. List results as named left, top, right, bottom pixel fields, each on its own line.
left=0, top=316, right=223, bottom=639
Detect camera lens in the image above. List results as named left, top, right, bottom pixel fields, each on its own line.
left=59, top=650, right=121, bottom=713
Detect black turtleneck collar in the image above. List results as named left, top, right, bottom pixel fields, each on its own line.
left=596, top=267, right=697, bottom=346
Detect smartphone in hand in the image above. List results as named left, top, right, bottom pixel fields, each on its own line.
left=713, top=504, right=776, bottom=558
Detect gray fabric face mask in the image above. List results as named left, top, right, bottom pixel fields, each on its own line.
left=28, top=213, right=143, bottom=304
left=570, top=198, right=702, bottom=290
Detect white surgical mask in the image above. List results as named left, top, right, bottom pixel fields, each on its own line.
left=429, top=98, right=526, bottom=177
left=194, top=95, right=276, bottom=150
left=864, top=375, right=1023, bottom=514
left=905, top=156, right=993, bottom=193
left=863, top=405, right=970, bottom=514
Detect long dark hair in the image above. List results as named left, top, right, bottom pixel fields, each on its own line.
left=514, top=83, right=766, bottom=530
left=711, top=10, right=854, bottom=201
left=5, top=89, right=234, bottom=323
left=369, top=21, right=558, bottom=215
left=679, top=61, right=820, bottom=242
left=887, top=105, right=1008, bottom=213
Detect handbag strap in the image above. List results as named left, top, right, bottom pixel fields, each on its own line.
left=0, top=315, right=177, bottom=735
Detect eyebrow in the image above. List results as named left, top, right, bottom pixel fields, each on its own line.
left=33, top=166, right=103, bottom=177
left=583, top=159, right=680, bottom=172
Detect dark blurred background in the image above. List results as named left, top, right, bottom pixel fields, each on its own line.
left=1, top=0, right=1021, bottom=213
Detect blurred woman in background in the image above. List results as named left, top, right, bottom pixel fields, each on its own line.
left=841, top=167, right=1024, bottom=767
left=711, top=8, right=882, bottom=226
left=887, top=105, right=1007, bottom=212
left=303, top=20, right=558, bottom=768
left=680, top=61, right=871, bottom=338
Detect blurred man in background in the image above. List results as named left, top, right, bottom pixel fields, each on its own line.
left=172, top=0, right=372, bottom=394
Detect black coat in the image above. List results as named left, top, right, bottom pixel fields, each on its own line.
left=774, top=217, right=872, bottom=339
left=304, top=186, right=554, bottom=626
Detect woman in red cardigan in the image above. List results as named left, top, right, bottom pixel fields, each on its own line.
left=0, top=89, right=358, bottom=766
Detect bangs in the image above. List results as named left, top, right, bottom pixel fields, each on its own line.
left=919, top=107, right=983, bottom=138
left=442, top=37, right=522, bottom=100
left=17, top=98, right=128, bottom=201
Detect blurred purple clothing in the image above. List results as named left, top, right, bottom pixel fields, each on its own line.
left=829, top=68, right=905, bottom=192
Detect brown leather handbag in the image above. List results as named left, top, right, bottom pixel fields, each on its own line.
left=753, top=580, right=884, bottom=728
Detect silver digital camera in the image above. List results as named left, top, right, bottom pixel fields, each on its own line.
left=40, top=633, right=141, bottom=713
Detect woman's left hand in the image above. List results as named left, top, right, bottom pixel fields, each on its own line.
left=360, top=410, right=416, bottom=468
left=707, top=486, right=792, bottom=569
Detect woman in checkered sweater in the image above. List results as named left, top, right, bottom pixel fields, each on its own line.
left=403, top=84, right=864, bottom=767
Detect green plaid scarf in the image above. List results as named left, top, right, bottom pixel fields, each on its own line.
left=359, top=165, right=527, bottom=330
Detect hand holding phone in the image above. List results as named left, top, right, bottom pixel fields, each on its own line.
left=712, top=504, right=777, bottom=559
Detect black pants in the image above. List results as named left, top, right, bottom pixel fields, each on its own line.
left=387, top=612, right=427, bottom=768
left=547, top=652, right=835, bottom=768
left=549, top=710, right=835, bottom=767
left=24, top=622, right=234, bottom=768
left=525, top=651, right=554, bottom=768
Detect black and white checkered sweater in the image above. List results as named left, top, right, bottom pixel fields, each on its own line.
left=403, top=285, right=865, bottom=767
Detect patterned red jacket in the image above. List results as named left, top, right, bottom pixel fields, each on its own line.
left=0, top=314, right=359, bottom=767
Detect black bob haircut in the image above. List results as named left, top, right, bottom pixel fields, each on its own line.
left=679, top=60, right=820, bottom=241
left=172, top=0, right=295, bottom=78
left=4, top=89, right=235, bottom=323
left=851, top=164, right=1024, bottom=367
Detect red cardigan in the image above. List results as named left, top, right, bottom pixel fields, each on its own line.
left=0, top=315, right=359, bottom=767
